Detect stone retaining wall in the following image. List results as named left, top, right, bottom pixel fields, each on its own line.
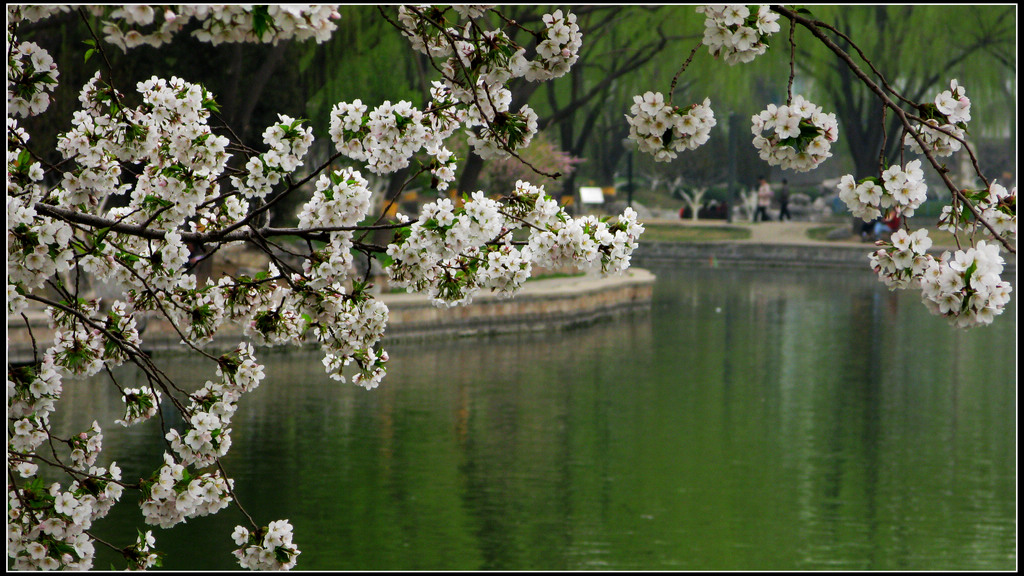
left=636, top=241, right=869, bottom=269
left=382, top=268, right=656, bottom=342
left=635, top=241, right=1017, bottom=275
left=7, top=269, right=656, bottom=364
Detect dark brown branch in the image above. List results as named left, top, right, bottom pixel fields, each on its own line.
left=772, top=5, right=1014, bottom=254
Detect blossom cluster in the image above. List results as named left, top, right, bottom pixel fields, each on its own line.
left=870, top=230, right=1012, bottom=328
left=52, top=73, right=228, bottom=229
left=451, top=6, right=495, bottom=20
left=697, top=5, right=781, bottom=65
left=7, top=40, right=59, bottom=117
left=99, top=5, right=341, bottom=51
left=231, top=115, right=315, bottom=200
left=295, top=168, right=375, bottom=288
left=8, top=119, right=78, bottom=293
left=139, top=453, right=234, bottom=528
left=904, top=79, right=971, bottom=157
left=315, top=294, right=390, bottom=390
left=938, top=181, right=1016, bottom=242
left=6, top=197, right=76, bottom=293
left=919, top=241, right=1012, bottom=328
left=68, top=421, right=105, bottom=469
left=6, top=5, right=70, bottom=24
left=125, top=530, right=162, bottom=570
left=297, top=168, right=374, bottom=230
left=46, top=303, right=110, bottom=379
left=869, top=228, right=934, bottom=290
left=329, top=98, right=453, bottom=176
left=97, top=300, right=145, bottom=367
left=397, top=7, right=580, bottom=83
left=837, top=159, right=928, bottom=221
left=8, top=461, right=125, bottom=570
left=115, top=386, right=162, bottom=427
left=625, top=93, right=716, bottom=162
left=7, top=118, right=44, bottom=199
left=232, top=520, right=301, bottom=570
left=521, top=198, right=645, bottom=277
left=385, top=7, right=584, bottom=170
left=522, top=9, right=583, bottom=81
left=165, top=343, right=265, bottom=467
left=386, top=182, right=644, bottom=308
left=212, top=257, right=391, bottom=390
left=751, top=95, right=839, bottom=172
left=8, top=356, right=63, bottom=462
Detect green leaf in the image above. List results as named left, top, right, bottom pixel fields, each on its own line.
left=203, top=95, right=221, bottom=114
left=17, top=148, right=32, bottom=168
left=84, top=48, right=95, bottom=63
left=252, top=6, right=273, bottom=40
left=964, top=260, right=978, bottom=283
left=92, top=226, right=111, bottom=246
left=52, top=540, right=78, bottom=558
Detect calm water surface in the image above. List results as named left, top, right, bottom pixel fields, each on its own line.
left=55, top=265, right=1016, bottom=570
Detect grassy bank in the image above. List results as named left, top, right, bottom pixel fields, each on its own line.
left=640, top=223, right=751, bottom=242
left=806, top=223, right=960, bottom=248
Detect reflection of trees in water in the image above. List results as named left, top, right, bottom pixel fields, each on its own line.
left=383, top=316, right=657, bottom=569
left=48, top=267, right=1016, bottom=570
left=646, top=263, right=1016, bottom=570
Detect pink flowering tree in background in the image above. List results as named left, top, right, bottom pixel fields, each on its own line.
left=5, top=4, right=1015, bottom=571
left=475, top=132, right=583, bottom=198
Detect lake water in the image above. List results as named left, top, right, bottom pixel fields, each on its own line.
left=50, top=264, right=1016, bottom=570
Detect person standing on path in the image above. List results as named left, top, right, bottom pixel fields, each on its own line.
left=778, top=178, right=791, bottom=221
left=754, top=176, right=773, bottom=222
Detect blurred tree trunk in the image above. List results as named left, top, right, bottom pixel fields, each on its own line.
left=224, top=41, right=291, bottom=144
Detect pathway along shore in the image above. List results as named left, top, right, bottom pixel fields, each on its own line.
left=635, top=219, right=1016, bottom=273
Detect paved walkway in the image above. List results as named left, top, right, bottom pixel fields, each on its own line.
left=739, top=220, right=849, bottom=245
left=644, top=218, right=862, bottom=246
left=637, top=218, right=1015, bottom=272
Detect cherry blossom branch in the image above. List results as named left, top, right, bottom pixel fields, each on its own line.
left=772, top=5, right=1014, bottom=254
left=34, top=202, right=410, bottom=244
left=668, top=40, right=704, bottom=105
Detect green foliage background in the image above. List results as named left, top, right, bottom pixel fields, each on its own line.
left=13, top=5, right=1015, bottom=216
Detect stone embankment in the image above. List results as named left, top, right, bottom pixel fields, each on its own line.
left=635, top=220, right=1016, bottom=274
left=7, top=269, right=656, bottom=364
left=9, top=220, right=1015, bottom=363
left=383, top=268, right=656, bottom=342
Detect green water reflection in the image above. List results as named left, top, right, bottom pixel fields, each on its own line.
left=58, top=265, right=1016, bottom=570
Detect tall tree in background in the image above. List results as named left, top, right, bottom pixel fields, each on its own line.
left=450, top=6, right=692, bottom=199
left=793, top=5, right=1016, bottom=179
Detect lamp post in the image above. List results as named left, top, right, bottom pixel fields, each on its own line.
left=727, top=112, right=737, bottom=223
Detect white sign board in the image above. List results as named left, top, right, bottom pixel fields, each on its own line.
left=579, top=186, right=605, bottom=204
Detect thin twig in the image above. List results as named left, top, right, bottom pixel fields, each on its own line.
left=668, top=40, right=704, bottom=105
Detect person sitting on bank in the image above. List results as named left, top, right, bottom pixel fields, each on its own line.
left=872, top=209, right=901, bottom=240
